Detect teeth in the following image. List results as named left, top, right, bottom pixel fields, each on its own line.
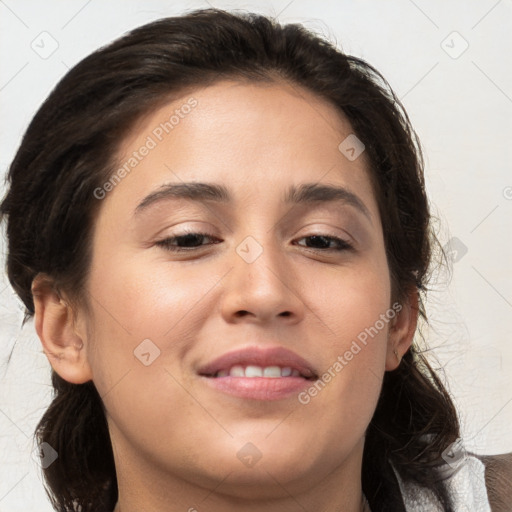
left=263, top=366, right=281, bottom=377
left=229, top=365, right=245, bottom=377
left=245, top=365, right=263, bottom=377
left=281, top=367, right=292, bottom=377
left=214, top=365, right=304, bottom=378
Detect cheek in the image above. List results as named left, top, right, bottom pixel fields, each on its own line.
left=82, top=254, right=206, bottom=451
left=86, top=241, right=392, bottom=387
left=86, top=250, right=213, bottom=340
left=83, top=250, right=221, bottom=395
left=307, top=258, right=391, bottom=341
left=299, top=261, right=391, bottom=414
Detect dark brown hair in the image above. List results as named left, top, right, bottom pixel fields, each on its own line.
left=0, top=7, right=460, bottom=511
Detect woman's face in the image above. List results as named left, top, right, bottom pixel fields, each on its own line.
left=51, top=80, right=412, bottom=501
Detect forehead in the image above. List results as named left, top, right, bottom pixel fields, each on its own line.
left=101, top=79, right=378, bottom=220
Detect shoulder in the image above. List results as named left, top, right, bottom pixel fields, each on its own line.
left=472, top=452, right=512, bottom=512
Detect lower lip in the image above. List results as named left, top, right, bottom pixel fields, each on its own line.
left=200, top=375, right=312, bottom=400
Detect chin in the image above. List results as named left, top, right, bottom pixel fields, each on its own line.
left=202, top=462, right=312, bottom=500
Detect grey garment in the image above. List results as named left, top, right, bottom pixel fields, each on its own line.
left=391, top=453, right=492, bottom=511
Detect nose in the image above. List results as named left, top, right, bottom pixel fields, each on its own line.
left=219, top=234, right=305, bottom=326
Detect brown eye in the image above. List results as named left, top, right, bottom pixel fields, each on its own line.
left=155, top=231, right=221, bottom=252
left=295, top=235, right=353, bottom=252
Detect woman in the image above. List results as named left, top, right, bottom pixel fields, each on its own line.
left=0, top=7, right=509, bottom=512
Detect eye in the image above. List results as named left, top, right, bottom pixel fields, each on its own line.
left=294, top=234, right=354, bottom=252
left=155, top=231, right=353, bottom=253
left=155, top=231, right=221, bottom=252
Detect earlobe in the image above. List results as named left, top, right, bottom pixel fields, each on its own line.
left=385, top=287, right=419, bottom=372
left=31, top=274, right=93, bottom=384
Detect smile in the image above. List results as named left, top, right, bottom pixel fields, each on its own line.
left=212, top=364, right=311, bottom=379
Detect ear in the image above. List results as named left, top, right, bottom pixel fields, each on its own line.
left=385, top=287, right=419, bottom=371
left=31, top=274, right=93, bottom=384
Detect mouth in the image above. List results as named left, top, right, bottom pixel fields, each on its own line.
left=197, top=345, right=318, bottom=400
left=203, top=364, right=316, bottom=380
left=197, top=345, right=318, bottom=380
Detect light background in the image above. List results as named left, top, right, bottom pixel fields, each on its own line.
left=0, top=0, right=511, bottom=510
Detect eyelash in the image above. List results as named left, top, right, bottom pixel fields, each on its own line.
left=155, top=230, right=354, bottom=253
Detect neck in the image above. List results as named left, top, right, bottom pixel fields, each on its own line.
left=114, top=496, right=371, bottom=512
left=111, top=436, right=368, bottom=512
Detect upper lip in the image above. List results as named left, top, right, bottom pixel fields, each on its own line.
left=197, top=346, right=317, bottom=379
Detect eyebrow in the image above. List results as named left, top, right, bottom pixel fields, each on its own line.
left=134, top=181, right=372, bottom=222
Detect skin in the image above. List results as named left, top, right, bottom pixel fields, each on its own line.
left=32, top=79, right=417, bottom=512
